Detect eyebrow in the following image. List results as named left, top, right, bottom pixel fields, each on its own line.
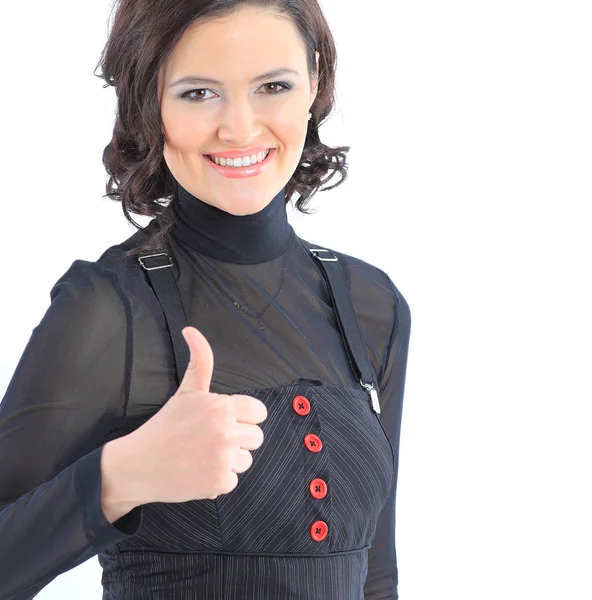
left=168, top=68, right=300, bottom=88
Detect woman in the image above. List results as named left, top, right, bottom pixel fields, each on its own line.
left=0, top=1, right=411, bottom=598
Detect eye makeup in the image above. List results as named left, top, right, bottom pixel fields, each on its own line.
left=179, top=81, right=294, bottom=102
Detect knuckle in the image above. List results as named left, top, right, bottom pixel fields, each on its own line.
left=218, top=445, right=234, bottom=467
left=216, top=425, right=234, bottom=445
left=214, top=469, right=230, bottom=492
left=212, top=397, right=233, bottom=420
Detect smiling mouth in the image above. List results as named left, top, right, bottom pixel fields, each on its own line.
left=206, top=149, right=272, bottom=168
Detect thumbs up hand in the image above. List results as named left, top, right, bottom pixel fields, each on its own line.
left=123, top=326, right=268, bottom=504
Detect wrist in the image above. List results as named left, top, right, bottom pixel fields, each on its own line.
left=100, top=435, right=146, bottom=522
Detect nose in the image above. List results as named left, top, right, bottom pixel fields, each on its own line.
left=217, top=98, right=262, bottom=146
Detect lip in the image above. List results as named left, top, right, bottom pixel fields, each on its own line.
left=204, top=148, right=275, bottom=179
left=206, top=147, right=272, bottom=159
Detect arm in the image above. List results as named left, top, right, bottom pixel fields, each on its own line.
left=364, top=277, right=412, bottom=600
left=0, top=260, right=144, bottom=599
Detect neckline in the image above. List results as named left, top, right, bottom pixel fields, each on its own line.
left=168, top=181, right=295, bottom=265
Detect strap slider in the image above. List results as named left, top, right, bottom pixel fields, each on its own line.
left=137, top=253, right=174, bottom=271
left=309, top=248, right=338, bottom=262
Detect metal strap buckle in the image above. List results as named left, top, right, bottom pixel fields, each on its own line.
left=309, top=248, right=338, bottom=262
left=360, top=379, right=381, bottom=414
left=137, top=253, right=174, bottom=271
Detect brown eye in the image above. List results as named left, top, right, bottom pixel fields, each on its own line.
left=181, top=89, right=215, bottom=102
left=260, top=82, right=292, bottom=94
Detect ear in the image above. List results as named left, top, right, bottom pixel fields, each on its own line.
left=310, top=50, right=320, bottom=107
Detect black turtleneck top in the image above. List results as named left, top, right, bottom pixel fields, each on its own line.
left=0, top=182, right=411, bottom=599
left=171, top=182, right=294, bottom=263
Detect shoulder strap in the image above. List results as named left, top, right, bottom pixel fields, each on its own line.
left=126, top=228, right=381, bottom=413
left=121, top=222, right=192, bottom=394
left=136, top=250, right=192, bottom=389
left=298, top=240, right=381, bottom=413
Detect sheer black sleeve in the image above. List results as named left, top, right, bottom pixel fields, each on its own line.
left=0, top=260, right=143, bottom=599
left=364, top=276, right=412, bottom=600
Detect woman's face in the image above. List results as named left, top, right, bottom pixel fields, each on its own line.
left=158, top=6, right=319, bottom=215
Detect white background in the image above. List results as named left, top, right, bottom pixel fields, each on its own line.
left=1, top=1, right=591, bottom=599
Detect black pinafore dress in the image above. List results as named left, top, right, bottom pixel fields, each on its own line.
left=99, top=231, right=396, bottom=600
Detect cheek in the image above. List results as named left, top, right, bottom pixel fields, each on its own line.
left=162, top=107, right=207, bottom=150
left=268, top=103, right=308, bottom=149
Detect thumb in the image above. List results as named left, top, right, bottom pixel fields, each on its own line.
left=177, top=326, right=214, bottom=395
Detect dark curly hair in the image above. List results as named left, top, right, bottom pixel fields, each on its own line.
left=94, top=0, right=350, bottom=260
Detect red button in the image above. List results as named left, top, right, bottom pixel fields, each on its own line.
left=292, top=395, right=311, bottom=416
left=309, top=478, right=327, bottom=499
left=310, top=520, right=328, bottom=542
left=304, top=433, right=323, bottom=452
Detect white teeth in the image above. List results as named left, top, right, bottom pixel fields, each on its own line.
left=210, top=149, right=271, bottom=167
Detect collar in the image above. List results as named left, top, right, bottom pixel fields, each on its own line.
left=169, top=181, right=295, bottom=264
